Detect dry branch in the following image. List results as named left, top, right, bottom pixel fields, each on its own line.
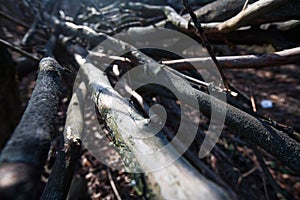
left=41, top=82, right=87, bottom=200
left=215, top=0, right=297, bottom=33
left=162, top=47, right=300, bottom=70
left=0, top=57, right=62, bottom=199
left=190, top=0, right=256, bottom=23
left=120, top=2, right=189, bottom=29
left=78, top=61, right=230, bottom=200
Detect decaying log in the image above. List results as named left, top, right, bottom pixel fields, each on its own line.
left=0, top=57, right=62, bottom=200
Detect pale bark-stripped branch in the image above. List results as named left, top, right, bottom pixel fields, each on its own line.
left=124, top=82, right=237, bottom=199
left=41, top=82, right=87, bottom=200
left=78, top=60, right=230, bottom=200
left=106, top=167, right=122, bottom=200
left=214, top=0, right=297, bottom=33
left=178, top=0, right=298, bottom=33
left=162, top=47, right=300, bottom=70
left=0, top=57, right=62, bottom=200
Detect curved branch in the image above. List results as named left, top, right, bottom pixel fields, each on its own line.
left=0, top=57, right=62, bottom=199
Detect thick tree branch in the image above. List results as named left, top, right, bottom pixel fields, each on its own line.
left=0, top=57, right=62, bottom=199
left=78, top=60, right=230, bottom=200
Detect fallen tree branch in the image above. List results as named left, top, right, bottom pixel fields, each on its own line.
left=106, top=167, right=122, bottom=200
left=41, top=82, right=87, bottom=200
left=122, top=82, right=237, bottom=198
left=188, top=0, right=299, bottom=32
left=0, top=10, right=29, bottom=29
left=0, top=57, right=62, bottom=199
left=191, top=0, right=256, bottom=23
left=162, top=47, right=300, bottom=70
left=120, top=2, right=189, bottom=29
left=145, top=0, right=299, bottom=35
left=78, top=59, right=230, bottom=200
left=215, top=0, right=297, bottom=33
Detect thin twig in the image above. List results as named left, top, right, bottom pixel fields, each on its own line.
left=249, top=86, right=257, bottom=113
left=162, top=47, right=300, bottom=70
left=0, top=11, right=29, bottom=28
left=182, top=0, right=229, bottom=90
left=242, top=0, right=250, bottom=11
left=251, top=145, right=290, bottom=200
left=106, top=167, right=122, bottom=200
left=0, top=39, right=39, bottom=61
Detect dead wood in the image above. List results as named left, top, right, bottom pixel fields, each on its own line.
left=41, top=82, right=87, bottom=200
left=0, top=57, right=62, bottom=200
left=78, top=60, right=231, bottom=200
left=162, top=47, right=300, bottom=70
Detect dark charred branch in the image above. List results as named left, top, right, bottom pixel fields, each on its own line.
left=0, top=57, right=62, bottom=200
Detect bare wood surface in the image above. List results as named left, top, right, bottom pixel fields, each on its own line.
left=78, top=61, right=230, bottom=200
